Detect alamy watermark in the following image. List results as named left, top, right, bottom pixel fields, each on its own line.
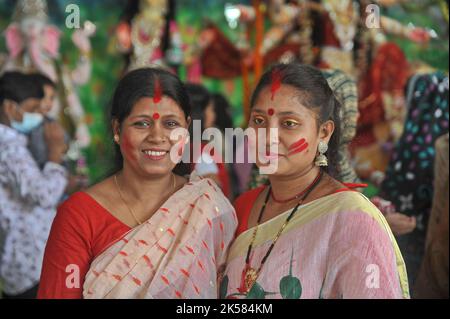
left=169, top=120, right=280, bottom=174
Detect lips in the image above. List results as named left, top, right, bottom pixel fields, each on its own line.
left=142, top=149, right=169, bottom=160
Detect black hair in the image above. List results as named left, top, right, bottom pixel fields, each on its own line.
left=110, top=67, right=191, bottom=175
left=250, top=63, right=341, bottom=178
left=211, top=93, right=234, bottom=132
left=0, top=72, right=44, bottom=106
left=185, top=83, right=211, bottom=133
left=30, top=73, right=56, bottom=89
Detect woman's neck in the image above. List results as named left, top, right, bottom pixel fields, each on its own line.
left=268, top=165, right=321, bottom=202
left=117, top=165, right=174, bottom=203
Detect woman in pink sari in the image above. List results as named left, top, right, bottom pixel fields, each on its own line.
left=220, top=63, right=409, bottom=299
left=38, top=68, right=237, bottom=299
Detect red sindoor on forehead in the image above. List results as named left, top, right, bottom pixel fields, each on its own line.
left=270, top=69, right=282, bottom=101
left=152, top=77, right=162, bottom=120
left=153, top=77, right=162, bottom=104
left=268, top=108, right=275, bottom=116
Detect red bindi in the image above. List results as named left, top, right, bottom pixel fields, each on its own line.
left=268, top=108, right=275, bottom=116
left=152, top=112, right=160, bottom=120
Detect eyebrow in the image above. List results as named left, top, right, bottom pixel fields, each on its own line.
left=277, top=111, right=302, bottom=117
left=130, top=114, right=182, bottom=120
left=251, top=109, right=302, bottom=117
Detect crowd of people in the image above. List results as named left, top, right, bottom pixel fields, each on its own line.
left=0, top=65, right=448, bottom=299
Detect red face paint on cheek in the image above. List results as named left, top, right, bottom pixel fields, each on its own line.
left=288, top=138, right=309, bottom=156
left=121, top=134, right=137, bottom=162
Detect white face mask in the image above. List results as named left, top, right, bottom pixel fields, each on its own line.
left=11, top=112, right=44, bottom=134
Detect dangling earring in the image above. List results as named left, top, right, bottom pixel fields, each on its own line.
left=315, top=141, right=328, bottom=167
left=114, top=134, right=120, bottom=144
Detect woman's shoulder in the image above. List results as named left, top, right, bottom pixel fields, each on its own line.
left=187, top=172, right=222, bottom=192
left=186, top=173, right=232, bottom=204
left=58, top=177, right=113, bottom=221
left=82, top=175, right=113, bottom=199
left=330, top=191, right=380, bottom=214
left=57, top=191, right=98, bottom=220
left=321, top=191, right=393, bottom=240
left=47, top=192, right=96, bottom=241
left=314, top=190, right=384, bottom=224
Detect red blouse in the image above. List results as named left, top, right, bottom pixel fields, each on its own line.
left=234, top=183, right=367, bottom=237
left=37, top=192, right=131, bottom=299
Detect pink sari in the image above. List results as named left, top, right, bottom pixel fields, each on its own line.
left=83, top=174, right=237, bottom=299
left=222, top=191, right=409, bottom=299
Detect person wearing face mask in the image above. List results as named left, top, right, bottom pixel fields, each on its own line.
left=27, top=73, right=60, bottom=169
left=0, top=72, right=68, bottom=299
left=26, top=74, right=85, bottom=197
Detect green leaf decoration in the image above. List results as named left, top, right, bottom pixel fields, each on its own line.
left=280, top=275, right=302, bottom=299
left=246, top=282, right=266, bottom=299
left=219, top=275, right=229, bottom=299
left=280, top=247, right=302, bottom=299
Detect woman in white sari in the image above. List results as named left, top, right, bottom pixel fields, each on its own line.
left=38, top=68, right=237, bottom=299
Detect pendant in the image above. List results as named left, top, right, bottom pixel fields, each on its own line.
left=244, top=267, right=258, bottom=292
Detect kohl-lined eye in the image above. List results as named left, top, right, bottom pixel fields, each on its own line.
left=133, top=121, right=151, bottom=128
left=165, top=120, right=181, bottom=128
left=252, top=116, right=266, bottom=126
left=283, top=120, right=300, bottom=128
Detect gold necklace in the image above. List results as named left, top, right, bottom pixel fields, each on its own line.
left=114, top=173, right=176, bottom=226
left=243, top=170, right=323, bottom=292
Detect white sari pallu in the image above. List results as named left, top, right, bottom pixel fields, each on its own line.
left=83, top=174, right=237, bottom=299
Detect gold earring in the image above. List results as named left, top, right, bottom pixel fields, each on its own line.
left=114, top=134, right=120, bottom=144
left=315, top=141, right=328, bottom=167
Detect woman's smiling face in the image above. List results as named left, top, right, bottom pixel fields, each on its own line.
left=114, top=96, right=189, bottom=177
left=249, top=84, right=330, bottom=177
